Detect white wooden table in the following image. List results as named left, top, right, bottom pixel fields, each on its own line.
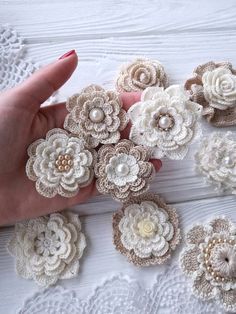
left=0, top=0, right=236, bottom=313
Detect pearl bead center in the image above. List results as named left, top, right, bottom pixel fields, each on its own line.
left=158, top=116, right=172, bottom=129
left=223, top=156, right=234, bottom=167
left=116, top=163, right=130, bottom=177
left=89, top=108, right=105, bottom=123
left=55, top=154, right=73, bottom=172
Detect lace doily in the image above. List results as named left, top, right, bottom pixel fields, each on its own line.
left=18, top=264, right=224, bottom=314
left=0, top=24, right=56, bottom=104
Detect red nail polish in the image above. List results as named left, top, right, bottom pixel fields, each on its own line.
left=59, top=50, right=76, bottom=60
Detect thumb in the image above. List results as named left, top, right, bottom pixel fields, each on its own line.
left=7, top=50, right=78, bottom=111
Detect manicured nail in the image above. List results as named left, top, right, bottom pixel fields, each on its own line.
left=59, top=50, right=76, bottom=60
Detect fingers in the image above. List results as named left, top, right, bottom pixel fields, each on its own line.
left=6, top=50, right=78, bottom=112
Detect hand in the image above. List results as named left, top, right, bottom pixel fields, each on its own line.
left=0, top=50, right=162, bottom=225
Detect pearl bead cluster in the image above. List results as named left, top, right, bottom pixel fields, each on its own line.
left=55, top=154, right=73, bottom=172
left=155, top=113, right=174, bottom=131
left=203, top=237, right=235, bottom=282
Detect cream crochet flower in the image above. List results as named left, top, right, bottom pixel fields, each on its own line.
left=128, top=85, right=202, bottom=160
left=7, top=211, right=86, bottom=287
left=64, top=85, right=128, bottom=148
left=195, top=132, right=236, bottom=194
left=113, top=193, right=180, bottom=266
left=185, top=61, right=236, bottom=127
left=179, top=217, right=236, bottom=312
left=116, top=58, right=168, bottom=92
left=26, top=128, right=96, bottom=198
left=94, top=140, right=155, bottom=202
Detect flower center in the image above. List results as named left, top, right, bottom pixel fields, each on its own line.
left=154, top=114, right=174, bottom=131
left=89, top=108, right=105, bottom=123
left=138, top=219, right=156, bottom=238
left=222, top=155, right=235, bottom=168
left=55, top=154, right=73, bottom=172
left=115, top=163, right=130, bottom=177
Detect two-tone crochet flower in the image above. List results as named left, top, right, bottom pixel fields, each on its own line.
left=128, top=85, right=202, bottom=160
left=94, top=140, right=155, bottom=202
left=195, top=132, right=236, bottom=194
left=64, top=85, right=128, bottom=148
left=113, top=193, right=180, bottom=266
left=26, top=128, right=96, bottom=198
left=185, top=61, right=236, bottom=126
left=116, top=58, right=168, bottom=92
left=180, top=217, right=236, bottom=312
left=7, top=211, right=86, bottom=287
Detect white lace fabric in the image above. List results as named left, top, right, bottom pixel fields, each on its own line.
left=17, top=264, right=224, bottom=314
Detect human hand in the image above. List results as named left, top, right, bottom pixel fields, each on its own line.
left=0, top=50, right=162, bottom=225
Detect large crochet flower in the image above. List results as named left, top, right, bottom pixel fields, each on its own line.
left=26, top=128, right=96, bottom=198
left=7, top=211, right=86, bottom=287
left=116, top=58, right=168, bottom=92
left=128, top=85, right=202, bottom=160
left=64, top=85, right=128, bottom=148
left=113, top=194, right=180, bottom=266
left=195, top=132, right=236, bottom=194
left=185, top=61, right=236, bottom=126
left=180, top=217, right=236, bottom=312
left=94, top=140, right=155, bottom=202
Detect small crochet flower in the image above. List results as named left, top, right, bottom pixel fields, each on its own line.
left=128, top=85, right=202, bottom=160
left=179, top=217, right=236, bottom=312
left=64, top=85, right=128, bottom=148
left=26, top=128, right=96, bottom=198
left=185, top=61, right=236, bottom=126
left=94, top=140, right=155, bottom=202
left=7, top=211, right=86, bottom=287
left=113, top=194, right=180, bottom=266
left=195, top=132, right=236, bottom=194
left=116, top=58, right=168, bottom=92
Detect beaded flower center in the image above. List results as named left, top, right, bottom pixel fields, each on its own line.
left=153, top=113, right=174, bottom=131
left=203, top=237, right=236, bottom=282
left=138, top=219, right=157, bottom=238
left=55, top=154, right=74, bottom=172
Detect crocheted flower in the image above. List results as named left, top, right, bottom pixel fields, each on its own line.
left=26, top=128, right=96, bottom=198
left=64, top=85, right=128, bottom=148
left=128, top=85, right=202, bottom=160
left=116, top=58, right=168, bottom=92
left=185, top=61, right=236, bottom=126
left=7, top=211, right=86, bottom=287
left=94, top=140, right=155, bottom=202
left=113, top=194, right=180, bottom=266
left=179, top=217, right=236, bottom=312
left=195, top=132, right=236, bottom=194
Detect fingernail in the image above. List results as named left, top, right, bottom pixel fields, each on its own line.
left=59, top=50, right=76, bottom=60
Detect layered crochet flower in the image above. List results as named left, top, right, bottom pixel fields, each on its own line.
left=179, top=217, right=236, bottom=312
left=64, top=85, right=128, bottom=148
left=26, top=128, right=96, bottom=198
left=185, top=61, right=236, bottom=126
left=195, top=132, right=236, bottom=194
left=128, top=85, right=202, bottom=160
left=94, top=140, right=155, bottom=202
left=116, top=58, right=168, bottom=92
left=113, top=194, right=180, bottom=266
left=7, top=211, right=86, bottom=287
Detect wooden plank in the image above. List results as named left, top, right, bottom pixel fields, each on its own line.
left=0, top=195, right=235, bottom=313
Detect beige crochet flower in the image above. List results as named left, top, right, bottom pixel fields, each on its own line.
left=26, top=128, right=96, bottom=198
left=185, top=61, right=236, bottom=127
left=180, top=217, right=236, bottom=312
left=94, top=140, right=155, bottom=202
left=113, top=193, right=180, bottom=266
left=7, top=211, right=86, bottom=287
left=64, top=85, right=128, bottom=148
left=116, top=58, right=168, bottom=92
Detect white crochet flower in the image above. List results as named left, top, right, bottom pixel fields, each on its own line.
left=119, top=201, right=174, bottom=259
left=26, top=128, right=96, bottom=198
left=195, top=132, right=236, bottom=194
left=7, top=212, right=86, bottom=287
left=202, top=67, right=236, bottom=110
left=180, top=217, right=236, bottom=312
left=128, top=85, right=202, bottom=160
